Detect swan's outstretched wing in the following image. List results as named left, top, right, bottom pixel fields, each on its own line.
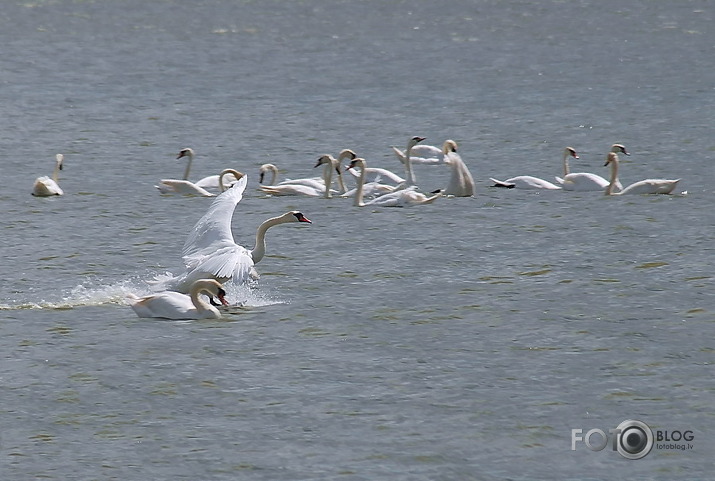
left=182, top=175, right=248, bottom=259
left=392, top=145, right=445, bottom=165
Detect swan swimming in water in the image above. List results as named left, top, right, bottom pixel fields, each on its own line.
left=128, top=279, right=229, bottom=319
left=32, top=154, right=64, bottom=196
left=604, top=152, right=680, bottom=195
left=554, top=144, right=627, bottom=192
left=348, top=158, right=442, bottom=207
left=489, top=147, right=566, bottom=190
left=151, top=173, right=312, bottom=293
left=259, top=158, right=338, bottom=197
left=156, top=148, right=239, bottom=194
left=441, top=140, right=475, bottom=197
left=156, top=169, right=242, bottom=197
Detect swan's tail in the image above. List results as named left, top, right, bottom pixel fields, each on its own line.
left=554, top=176, right=565, bottom=185
left=489, top=178, right=515, bottom=188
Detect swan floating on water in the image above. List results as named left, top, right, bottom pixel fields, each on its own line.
left=157, top=168, right=242, bottom=197
left=554, top=144, right=627, bottom=192
left=604, top=152, right=680, bottom=195
left=32, top=154, right=64, bottom=197
left=489, top=147, right=564, bottom=190
left=441, top=140, right=475, bottom=197
left=156, top=148, right=239, bottom=195
left=348, top=158, right=442, bottom=207
left=259, top=158, right=339, bottom=197
left=152, top=173, right=312, bottom=293
left=128, top=279, right=229, bottom=319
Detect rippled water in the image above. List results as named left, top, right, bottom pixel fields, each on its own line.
left=1, top=1, right=714, bottom=479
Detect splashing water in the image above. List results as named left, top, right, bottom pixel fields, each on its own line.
left=0, top=272, right=286, bottom=311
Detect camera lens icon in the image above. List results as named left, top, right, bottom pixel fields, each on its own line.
left=616, top=420, right=654, bottom=459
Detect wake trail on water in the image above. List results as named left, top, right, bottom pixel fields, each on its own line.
left=0, top=272, right=286, bottom=311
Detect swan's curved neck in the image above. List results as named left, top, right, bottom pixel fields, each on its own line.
left=218, top=169, right=243, bottom=192
left=562, top=150, right=571, bottom=176
left=322, top=161, right=334, bottom=198
left=332, top=158, right=347, bottom=194
left=52, top=159, right=62, bottom=183
left=605, top=156, right=619, bottom=196
left=404, top=142, right=417, bottom=187
left=250, top=215, right=289, bottom=263
left=182, top=151, right=194, bottom=180
left=190, top=285, right=217, bottom=315
left=353, top=160, right=367, bottom=207
left=268, top=167, right=277, bottom=186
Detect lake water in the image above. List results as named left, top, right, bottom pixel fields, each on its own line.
left=1, top=1, right=713, bottom=479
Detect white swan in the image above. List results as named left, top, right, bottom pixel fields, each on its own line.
left=555, top=145, right=627, bottom=192
left=349, top=158, right=442, bottom=207
left=604, top=152, right=680, bottom=195
left=258, top=163, right=323, bottom=190
left=32, top=154, right=64, bottom=197
left=152, top=174, right=312, bottom=293
left=259, top=159, right=337, bottom=197
left=155, top=148, right=238, bottom=194
left=441, top=140, right=475, bottom=197
left=489, top=151, right=563, bottom=190
left=156, top=169, right=241, bottom=197
left=128, top=279, right=229, bottom=320
left=396, top=136, right=426, bottom=189
left=392, top=141, right=453, bottom=165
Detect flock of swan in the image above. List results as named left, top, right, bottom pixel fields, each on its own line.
left=30, top=137, right=682, bottom=319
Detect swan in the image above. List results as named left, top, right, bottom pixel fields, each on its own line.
left=349, top=158, right=442, bottom=207
left=396, top=136, right=426, bottom=189
left=156, top=169, right=241, bottom=197
left=554, top=144, right=627, bottom=192
left=152, top=174, right=312, bottom=293
left=604, top=152, right=680, bottom=195
left=441, top=140, right=475, bottom=197
left=391, top=141, right=450, bottom=165
left=489, top=147, right=564, bottom=190
left=32, top=154, right=64, bottom=196
left=258, top=163, right=323, bottom=190
left=128, top=279, right=229, bottom=320
left=155, top=148, right=238, bottom=194
left=259, top=159, right=337, bottom=197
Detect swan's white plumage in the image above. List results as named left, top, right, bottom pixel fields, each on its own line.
left=442, top=141, right=475, bottom=197
left=128, top=279, right=229, bottom=320
left=151, top=175, right=312, bottom=292
left=490, top=175, right=562, bottom=190
left=555, top=145, right=626, bottom=192
left=349, top=158, right=441, bottom=207
left=32, top=154, right=64, bottom=197
left=604, top=152, right=680, bottom=195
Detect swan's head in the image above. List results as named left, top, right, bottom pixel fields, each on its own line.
left=286, top=211, right=312, bottom=224
left=610, top=144, right=630, bottom=156
left=442, top=140, right=458, bottom=154
left=408, top=136, right=426, bottom=148
left=258, top=163, right=278, bottom=183
left=337, top=149, right=357, bottom=161
left=177, top=148, right=194, bottom=159
left=604, top=152, right=619, bottom=167
left=197, top=279, right=230, bottom=306
left=346, top=158, right=366, bottom=171
left=314, top=154, right=334, bottom=168
left=55, top=153, right=64, bottom=170
left=565, top=147, right=578, bottom=159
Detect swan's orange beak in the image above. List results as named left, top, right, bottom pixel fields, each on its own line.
left=297, top=214, right=312, bottom=223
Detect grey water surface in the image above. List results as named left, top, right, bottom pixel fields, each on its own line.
left=1, top=1, right=714, bottom=480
